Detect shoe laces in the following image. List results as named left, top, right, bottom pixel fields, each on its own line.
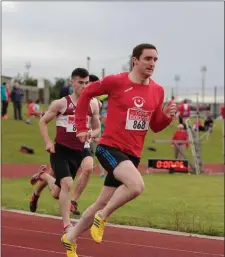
left=63, top=238, right=76, bottom=253
left=95, top=217, right=105, bottom=237
left=71, top=241, right=76, bottom=251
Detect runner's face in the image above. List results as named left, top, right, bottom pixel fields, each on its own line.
left=133, top=49, right=158, bottom=77
left=71, top=76, right=89, bottom=96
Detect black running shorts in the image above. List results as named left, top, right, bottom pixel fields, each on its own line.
left=83, top=142, right=95, bottom=159
left=95, top=144, right=140, bottom=188
left=50, top=143, right=84, bottom=188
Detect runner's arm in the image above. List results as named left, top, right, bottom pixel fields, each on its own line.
left=39, top=99, right=64, bottom=145
left=89, top=100, right=101, bottom=138
left=149, top=88, right=172, bottom=133
left=75, top=75, right=117, bottom=134
left=90, top=115, right=101, bottom=138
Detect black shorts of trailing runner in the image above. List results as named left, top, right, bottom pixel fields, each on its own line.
left=83, top=142, right=95, bottom=159
left=50, top=143, right=83, bottom=188
left=95, top=144, right=140, bottom=188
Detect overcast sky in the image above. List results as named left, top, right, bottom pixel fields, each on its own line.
left=2, top=1, right=224, bottom=97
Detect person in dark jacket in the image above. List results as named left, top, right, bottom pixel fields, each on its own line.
left=11, top=83, right=24, bottom=120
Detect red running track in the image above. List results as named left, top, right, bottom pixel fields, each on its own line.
left=2, top=210, right=224, bottom=257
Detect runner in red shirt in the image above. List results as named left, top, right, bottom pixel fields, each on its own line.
left=61, top=44, right=176, bottom=256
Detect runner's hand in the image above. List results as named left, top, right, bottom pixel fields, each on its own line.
left=163, top=102, right=177, bottom=118
left=77, top=131, right=90, bottom=143
left=46, top=141, right=55, bottom=153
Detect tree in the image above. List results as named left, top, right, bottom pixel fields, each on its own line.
left=23, top=77, right=38, bottom=86
left=50, top=77, right=69, bottom=100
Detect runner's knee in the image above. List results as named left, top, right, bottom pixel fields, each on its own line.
left=51, top=186, right=60, bottom=199
left=82, top=167, right=92, bottom=177
left=60, top=177, right=73, bottom=192
left=129, top=178, right=145, bottom=197
left=52, top=191, right=59, bottom=200
left=81, top=156, right=94, bottom=173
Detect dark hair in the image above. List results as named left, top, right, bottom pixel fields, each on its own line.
left=71, top=68, right=89, bottom=79
left=132, top=43, right=157, bottom=60
left=35, top=99, right=40, bottom=104
left=3, top=82, right=6, bottom=86
left=89, top=74, right=99, bottom=82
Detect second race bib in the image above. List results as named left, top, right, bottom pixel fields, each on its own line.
left=66, top=115, right=77, bottom=132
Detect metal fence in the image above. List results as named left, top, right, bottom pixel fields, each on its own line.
left=164, top=86, right=224, bottom=117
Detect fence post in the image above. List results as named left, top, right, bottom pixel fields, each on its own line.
left=102, top=68, right=105, bottom=78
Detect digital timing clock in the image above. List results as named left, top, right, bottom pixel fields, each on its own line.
left=148, top=158, right=189, bottom=173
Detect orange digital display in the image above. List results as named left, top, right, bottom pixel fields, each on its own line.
left=148, top=159, right=188, bottom=172
left=156, top=160, right=185, bottom=169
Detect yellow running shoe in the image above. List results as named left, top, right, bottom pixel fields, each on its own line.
left=90, top=212, right=106, bottom=243
left=61, top=234, right=78, bottom=257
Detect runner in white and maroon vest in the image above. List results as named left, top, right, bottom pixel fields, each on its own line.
left=29, top=68, right=101, bottom=233
left=29, top=74, right=101, bottom=220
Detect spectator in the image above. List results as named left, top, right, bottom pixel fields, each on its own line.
left=34, top=99, right=41, bottom=112
left=168, top=96, right=175, bottom=105
left=171, top=124, right=189, bottom=159
left=25, top=99, right=44, bottom=124
left=5, top=82, right=11, bottom=119
left=11, top=83, right=24, bottom=120
left=2, top=82, right=11, bottom=119
left=193, top=119, right=204, bottom=131
left=220, top=104, right=225, bottom=119
left=177, top=99, right=190, bottom=129
left=204, top=112, right=214, bottom=132
left=34, top=99, right=45, bottom=116
left=1, top=82, right=8, bottom=119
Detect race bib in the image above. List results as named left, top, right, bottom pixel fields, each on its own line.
left=125, top=108, right=152, bottom=131
left=66, top=115, right=77, bottom=132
